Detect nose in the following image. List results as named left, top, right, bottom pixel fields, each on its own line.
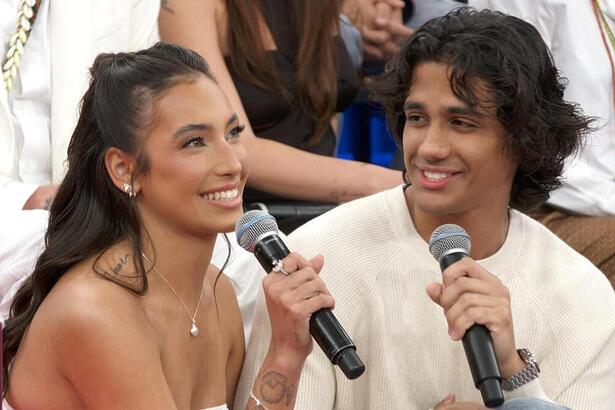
left=214, top=140, right=243, bottom=177
left=416, top=121, right=451, bottom=161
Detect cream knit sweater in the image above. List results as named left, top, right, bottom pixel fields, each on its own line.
left=235, top=187, right=615, bottom=410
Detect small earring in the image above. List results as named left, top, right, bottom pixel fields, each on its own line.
left=123, top=182, right=136, bottom=198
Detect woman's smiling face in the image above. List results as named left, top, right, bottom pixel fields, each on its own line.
left=135, top=75, right=249, bottom=237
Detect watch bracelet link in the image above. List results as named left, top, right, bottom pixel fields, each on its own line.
left=501, top=348, right=540, bottom=391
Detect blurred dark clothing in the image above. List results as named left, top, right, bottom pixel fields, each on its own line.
left=227, top=0, right=359, bottom=212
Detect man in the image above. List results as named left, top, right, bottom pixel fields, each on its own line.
left=469, top=0, right=615, bottom=287
left=235, top=8, right=615, bottom=409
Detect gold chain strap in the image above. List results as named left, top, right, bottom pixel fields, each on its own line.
left=2, top=0, right=41, bottom=93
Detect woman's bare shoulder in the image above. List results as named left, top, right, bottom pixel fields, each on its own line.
left=28, top=246, right=153, bottom=351
left=43, top=248, right=145, bottom=312
left=23, top=255, right=175, bottom=407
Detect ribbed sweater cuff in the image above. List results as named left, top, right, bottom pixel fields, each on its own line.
left=503, top=378, right=553, bottom=403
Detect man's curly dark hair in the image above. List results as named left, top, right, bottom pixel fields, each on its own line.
left=370, top=7, right=595, bottom=211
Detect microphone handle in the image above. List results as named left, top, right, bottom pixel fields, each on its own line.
left=254, top=234, right=365, bottom=380
left=254, top=233, right=289, bottom=272
left=439, top=252, right=504, bottom=408
left=463, top=325, right=504, bottom=408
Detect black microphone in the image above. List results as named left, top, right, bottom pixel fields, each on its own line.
left=429, top=224, right=504, bottom=408
left=235, top=210, right=365, bottom=380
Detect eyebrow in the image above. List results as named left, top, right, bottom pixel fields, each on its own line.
left=226, top=113, right=239, bottom=126
left=403, top=101, right=484, bottom=117
left=172, top=113, right=240, bottom=138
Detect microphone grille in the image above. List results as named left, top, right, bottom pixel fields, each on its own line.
left=235, top=210, right=279, bottom=252
left=428, top=224, right=471, bottom=261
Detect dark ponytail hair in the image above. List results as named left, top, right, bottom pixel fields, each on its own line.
left=2, top=42, right=215, bottom=394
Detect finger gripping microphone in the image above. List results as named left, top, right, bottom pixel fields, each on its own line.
left=235, top=210, right=365, bottom=380
left=429, top=224, right=504, bottom=408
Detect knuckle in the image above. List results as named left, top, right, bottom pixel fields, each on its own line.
left=316, top=294, right=335, bottom=310
left=459, top=293, right=473, bottom=307
left=452, top=318, right=466, bottom=334
left=302, top=266, right=317, bottom=277
left=262, top=278, right=278, bottom=295
left=468, top=306, right=482, bottom=320
left=288, top=303, right=303, bottom=319
left=459, top=257, right=472, bottom=268
left=456, top=276, right=470, bottom=291
left=278, top=292, right=294, bottom=307
left=312, top=276, right=327, bottom=289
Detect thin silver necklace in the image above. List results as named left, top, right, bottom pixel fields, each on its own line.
left=142, top=253, right=205, bottom=337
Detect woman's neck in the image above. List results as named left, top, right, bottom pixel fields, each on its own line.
left=140, top=221, right=218, bottom=303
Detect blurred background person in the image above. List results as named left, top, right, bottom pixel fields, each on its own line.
left=0, top=1, right=161, bottom=319
left=0, top=0, right=159, bottom=212
left=159, top=0, right=408, bottom=233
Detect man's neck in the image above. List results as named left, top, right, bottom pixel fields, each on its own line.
left=407, top=195, right=511, bottom=260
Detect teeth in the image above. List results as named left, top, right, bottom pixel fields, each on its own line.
left=424, top=171, right=449, bottom=181
left=205, top=189, right=238, bottom=201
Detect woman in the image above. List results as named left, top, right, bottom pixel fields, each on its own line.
left=159, top=0, right=403, bottom=232
left=2, top=43, right=334, bottom=410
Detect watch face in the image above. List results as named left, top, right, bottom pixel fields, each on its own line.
left=520, top=348, right=540, bottom=373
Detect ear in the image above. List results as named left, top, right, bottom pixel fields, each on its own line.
left=104, top=147, right=140, bottom=195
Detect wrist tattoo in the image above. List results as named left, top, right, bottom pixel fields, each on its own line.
left=260, top=371, right=295, bottom=406
left=161, top=0, right=174, bottom=14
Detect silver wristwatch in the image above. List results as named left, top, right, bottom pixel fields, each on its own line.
left=501, top=348, right=540, bottom=391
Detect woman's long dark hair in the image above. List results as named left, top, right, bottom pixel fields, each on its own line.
left=225, top=0, right=340, bottom=146
left=2, top=42, right=218, bottom=394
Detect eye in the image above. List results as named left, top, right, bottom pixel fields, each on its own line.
left=406, top=113, right=427, bottom=125
left=451, top=118, right=476, bottom=129
left=227, top=124, right=246, bottom=140
left=182, top=136, right=206, bottom=148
